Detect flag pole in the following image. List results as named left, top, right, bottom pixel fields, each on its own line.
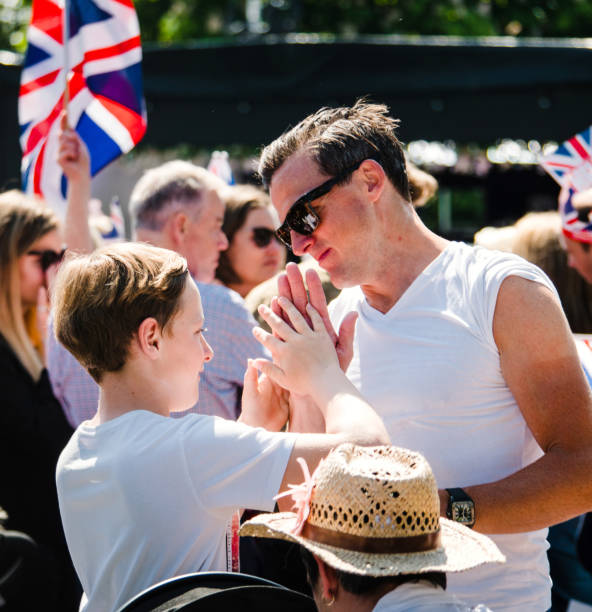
left=63, top=0, right=70, bottom=126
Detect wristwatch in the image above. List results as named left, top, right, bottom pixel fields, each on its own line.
left=446, top=488, right=475, bottom=528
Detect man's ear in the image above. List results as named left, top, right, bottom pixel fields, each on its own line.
left=360, top=158, right=386, bottom=203
left=136, top=317, right=161, bottom=359
left=314, top=554, right=339, bottom=602
left=169, top=211, right=189, bottom=247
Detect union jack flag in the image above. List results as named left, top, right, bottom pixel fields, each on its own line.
left=559, top=187, right=592, bottom=244
left=19, top=0, right=146, bottom=218
left=540, top=126, right=592, bottom=193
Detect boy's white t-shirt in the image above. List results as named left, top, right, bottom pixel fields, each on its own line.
left=56, top=410, right=296, bottom=612
left=330, top=242, right=556, bottom=612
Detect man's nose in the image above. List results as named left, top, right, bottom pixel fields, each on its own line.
left=218, top=230, right=229, bottom=251
left=291, top=231, right=313, bottom=256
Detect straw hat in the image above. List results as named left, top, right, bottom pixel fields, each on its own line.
left=240, top=444, right=504, bottom=577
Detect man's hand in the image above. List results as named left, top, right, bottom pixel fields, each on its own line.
left=275, top=262, right=357, bottom=372
left=239, top=360, right=290, bottom=431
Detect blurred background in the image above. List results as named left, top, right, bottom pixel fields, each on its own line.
left=1, top=0, right=591, bottom=239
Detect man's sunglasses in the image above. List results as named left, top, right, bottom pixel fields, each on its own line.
left=252, top=227, right=280, bottom=248
left=275, top=158, right=367, bottom=249
left=27, top=247, right=67, bottom=272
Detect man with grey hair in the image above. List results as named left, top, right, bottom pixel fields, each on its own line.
left=130, top=160, right=268, bottom=419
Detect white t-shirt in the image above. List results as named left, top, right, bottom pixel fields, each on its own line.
left=330, top=242, right=555, bottom=611
left=373, top=582, right=491, bottom=611
left=56, top=410, right=296, bottom=612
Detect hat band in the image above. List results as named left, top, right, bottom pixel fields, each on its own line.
left=301, top=523, right=442, bottom=554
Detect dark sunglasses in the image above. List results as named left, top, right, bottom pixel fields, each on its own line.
left=27, top=247, right=67, bottom=272
left=275, top=158, right=368, bottom=249
left=252, top=227, right=280, bottom=248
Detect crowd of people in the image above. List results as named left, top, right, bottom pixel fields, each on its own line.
left=1, top=100, right=592, bottom=612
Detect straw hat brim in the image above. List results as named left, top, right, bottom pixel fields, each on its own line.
left=240, top=513, right=505, bottom=577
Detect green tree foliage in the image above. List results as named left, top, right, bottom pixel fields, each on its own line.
left=2, top=0, right=592, bottom=53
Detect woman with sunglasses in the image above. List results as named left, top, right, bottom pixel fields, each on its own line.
left=0, top=190, right=79, bottom=610
left=216, top=184, right=286, bottom=298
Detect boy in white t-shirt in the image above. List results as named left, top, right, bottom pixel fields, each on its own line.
left=52, top=242, right=388, bottom=612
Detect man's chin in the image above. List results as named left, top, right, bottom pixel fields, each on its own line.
left=323, top=266, right=358, bottom=290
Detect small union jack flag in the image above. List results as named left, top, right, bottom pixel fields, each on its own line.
left=559, top=187, right=592, bottom=244
left=540, top=126, right=592, bottom=193
left=19, top=0, right=147, bottom=218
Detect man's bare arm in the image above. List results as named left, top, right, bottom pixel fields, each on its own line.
left=442, top=276, right=592, bottom=533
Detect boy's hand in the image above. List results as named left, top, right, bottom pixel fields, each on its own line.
left=275, top=263, right=357, bottom=372
left=239, top=360, right=289, bottom=431
left=252, top=298, right=341, bottom=397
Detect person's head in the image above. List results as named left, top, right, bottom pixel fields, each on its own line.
left=258, top=100, right=412, bottom=288
left=0, top=190, right=62, bottom=380
left=129, top=161, right=229, bottom=282
left=558, top=186, right=592, bottom=283
left=513, top=211, right=592, bottom=333
left=53, top=242, right=213, bottom=411
left=241, top=444, right=504, bottom=611
left=215, top=184, right=286, bottom=297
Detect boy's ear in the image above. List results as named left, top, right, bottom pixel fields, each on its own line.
left=136, top=317, right=161, bottom=359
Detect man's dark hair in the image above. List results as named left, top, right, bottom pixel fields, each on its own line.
left=299, top=547, right=446, bottom=597
left=258, top=99, right=410, bottom=201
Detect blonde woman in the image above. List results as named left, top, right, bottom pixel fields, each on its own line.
left=0, top=190, right=78, bottom=610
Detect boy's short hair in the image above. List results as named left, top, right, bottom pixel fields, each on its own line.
left=53, top=242, right=189, bottom=382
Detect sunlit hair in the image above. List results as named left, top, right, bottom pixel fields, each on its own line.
left=53, top=242, right=189, bottom=382
left=259, top=99, right=410, bottom=201
left=475, top=211, right=592, bottom=333
left=0, top=190, right=58, bottom=381
left=129, top=160, right=226, bottom=233
left=512, top=211, right=592, bottom=333
left=216, top=184, right=277, bottom=286
left=407, top=162, right=438, bottom=208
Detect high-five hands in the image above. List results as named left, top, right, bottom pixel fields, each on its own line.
left=274, top=262, right=357, bottom=372
left=252, top=298, right=341, bottom=398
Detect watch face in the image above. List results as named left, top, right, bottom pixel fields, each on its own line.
left=452, top=501, right=474, bottom=525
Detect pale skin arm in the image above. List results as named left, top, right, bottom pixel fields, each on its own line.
left=240, top=298, right=389, bottom=511
left=57, top=112, right=94, bottom=255
left=440, top=276, right=592, bottom=533
left=275, top=263, right=358, bottom=433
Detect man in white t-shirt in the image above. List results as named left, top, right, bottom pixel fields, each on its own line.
left=52, top=242, right=389, bottom=612
left=257, top=100, right=592, bottom=611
